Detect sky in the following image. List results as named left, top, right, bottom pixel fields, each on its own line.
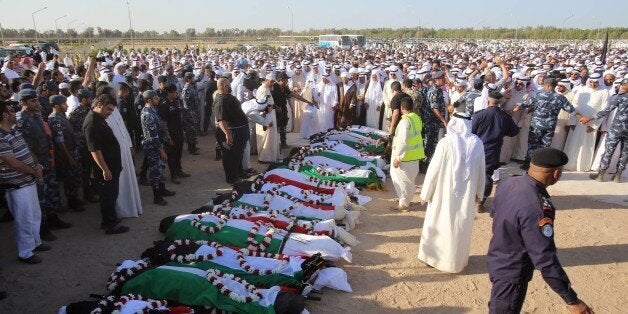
left=2, top=0, right=626, bottom=33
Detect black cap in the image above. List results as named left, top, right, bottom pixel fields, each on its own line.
left=531, top=148, right=569, bottom=168
left=49, top=94, right=67, bottom=105
left=45, top=80, right=59, bottom=91
left=18, top=89, right=38, bottom=101
left=184, top=72, right=195, bottom=80
left=19, top=83, right=35, bottom=90
left=77, top=88, right=93, bottom=100
left=157, top=75, right=167, bottom=83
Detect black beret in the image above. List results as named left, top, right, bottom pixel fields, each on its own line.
left=49, top=95, right=67, bottom=105
left=45, top=80, right=59, bottom=91
left=184, top=72, right=195, bottom=80
left=18, top=89, right=38, bottom=101
left=19, top=83, right=35, bottom=90
left=531, top=148, right=569, bottom=168
left=157, top=75, right=167, bottom=83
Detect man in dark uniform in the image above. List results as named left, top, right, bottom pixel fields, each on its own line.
left=15, top=89, right=71, bottom=241
left=48, top=95, right=84, bottom=212
left=157, top=83, right=187, bottom=184
left=472, top=91, right=519, bottom=212
left=488, top=148, right=592, bottom=314
left=181, top=72, right=200, bottom=155
left=68, top=89, right=98, bottom=203
left=140, top=90, right=175, bottom=205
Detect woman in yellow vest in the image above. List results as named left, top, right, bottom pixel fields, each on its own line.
left=390, top=97, right=425, bottom=210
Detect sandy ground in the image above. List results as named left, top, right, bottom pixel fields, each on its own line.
left=0, top=132, right=626, bottom=313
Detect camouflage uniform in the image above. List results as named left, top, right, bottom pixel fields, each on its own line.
left=459, top=89, right=482, bottom=115
left=68, top=105, right=94, bottom=198
left=140, top=105, right=167, bottom=188
left=182, top=82, right=199, bottom=147
left=49, top=111, right=81, bottom=200
left=521, top=90, right=576, bottom=158
left=424, top=85, right=445, bottom=162
left=16, top=110, right=61, bottom=217
left=595, top=92, right=627, bottom=172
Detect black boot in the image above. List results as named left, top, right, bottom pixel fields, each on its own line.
left=520, top=158, right=530, bottom=171
left=589, top=170, right=605, bottom=182
left=40, top=222, right=58, bottom=241
left=47, top=214, right=72, bottom=229
left=170, top=173, right=181, bottom=185
left=215, top=146, right=222, bottom=161
left=152, top=188, right=168, bottom=206
left=188, top=144, right=200, bottom=155
left=159, top=183, right=176, bottom=197
left=138, top=170, right=150, bottom=186
left=67, top=198, right=85, bottom=212
left=177, top=169, right=191, bottom=178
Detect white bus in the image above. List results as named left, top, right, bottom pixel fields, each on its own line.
left=319, top=34, right=365, bottom=48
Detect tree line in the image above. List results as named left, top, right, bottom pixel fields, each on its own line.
left=2, top=26, right=626, bottom=41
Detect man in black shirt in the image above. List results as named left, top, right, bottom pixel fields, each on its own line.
left=82, top=94, right=129, bottom=235
left=389, top=81, right=412, bottom=136
left=213, top=78, right=249, bottom=184
left=272, top=72, right=315, bottom=148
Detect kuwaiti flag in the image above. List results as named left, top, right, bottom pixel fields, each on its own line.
left=120, top=265, right=280, bottom=314
left=348, top=125, right=389, bottom=139
left=303, top=155, right=386, bottom=181
left=309, top=141, right=386, bottom=169
left=233, top=193, right=341, bottom=221
left=165, top=215, right=352, bottom=262
left=258, top=182, right=348, bottom=206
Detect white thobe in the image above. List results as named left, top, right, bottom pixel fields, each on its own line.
left=256, top=110, right=280, bottom=163
left=390, top=118, right=420, bottom=208
left=299, top=86, right=320, bottom=139
left=381, top=79, right=396, bottom=131
left=365, top=80, right=382, bottom=129
left=106, top=108, right=142, bottom=218
left=510, top=90, right=533, bottom=160
left=316, top=81, right=337, bottom=132
left=417, top=138, right=485, bottom=273
left=550, top=91, right=575, bottom=150
left=563, top=87, right=608, bottom=171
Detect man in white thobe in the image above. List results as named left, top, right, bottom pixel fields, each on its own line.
left=316, top=73, right=338, bottom=132
left=563, top=74, right=608, bottom=172
left=417, top=112, right=485, bottom=273
left=549, top=79, right=575, bottom=150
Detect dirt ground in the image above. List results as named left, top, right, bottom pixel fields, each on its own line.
left=0, top=132, right=626, bottom=313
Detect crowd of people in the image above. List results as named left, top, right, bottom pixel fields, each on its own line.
left=0, top=38, right=626, bottom=312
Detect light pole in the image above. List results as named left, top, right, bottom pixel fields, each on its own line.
left=560, top=14, right=573, bottom=41
left=55, top=15, right=67, bottom=44
left=127, top=1, right=135, bottom=50
left=78, top=22, right=86, bottom=45
left=67, top=19, right=77, bottom=45
left=475, top=20, right=485, bottom=41
left=287, top=6, right=294, bottom=46
left=31, top=6, right=48, bottom=43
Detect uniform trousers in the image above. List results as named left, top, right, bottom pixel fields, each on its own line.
left=98, top=171, right=121, bottom=229
left=5, top=183, right=42, bottom=259
left=599, top=129, right=627, bottom=172
left=390, top=160, right=420, bottom=207
left=489, top=280, right=529, bottom=314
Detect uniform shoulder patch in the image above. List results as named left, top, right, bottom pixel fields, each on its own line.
left=538, top=217, right=554, bottom=238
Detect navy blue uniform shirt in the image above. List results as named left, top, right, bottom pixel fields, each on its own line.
left=488, top=174, right=579, bottom=304
left=472, top=106, right=519, bottom=167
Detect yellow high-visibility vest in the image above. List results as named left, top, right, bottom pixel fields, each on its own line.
left=393, top=112, right=425, bottom=162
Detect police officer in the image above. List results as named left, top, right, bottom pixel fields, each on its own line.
left=140, top=90, right=175, bottom=205
left=15, top=89, right=72, bottom=241
left=488, top=148, right=592, bottom=314
left=48, top=95, right=84, bottom=212
left=515, top=77, right=585, bottom=170
left=424, top=71, right=446, bottom=166
left=585, top=78, right=627, bottom=183
left=182, top=72, right=200, bottom=155
left=68, top=89, right=99, bottom=203
left=157, top=83, right=186, bottom=184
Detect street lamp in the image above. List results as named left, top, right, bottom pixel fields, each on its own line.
left=55, top=15, right=67, bottom=44
left=67, top=19, right=77, bottom=45
left=32, top=6, right=48, bottom=43
left=560, top=14, right=574, bottom=41
left=287, top=6, right=294, bottom=45
left=127, top=1, right=135, bottom=50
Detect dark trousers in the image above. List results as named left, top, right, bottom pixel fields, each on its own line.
left=489, top=280, right=529, bottom=314
left=217, top=125, right=249, bottom=182
left=203, top=103, right=213, bottom=132
left=81, top=148, right=97, bottom=197
left=98, top=171, right=120, bottom=229
left=166, top=134, right=184, bottom=176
